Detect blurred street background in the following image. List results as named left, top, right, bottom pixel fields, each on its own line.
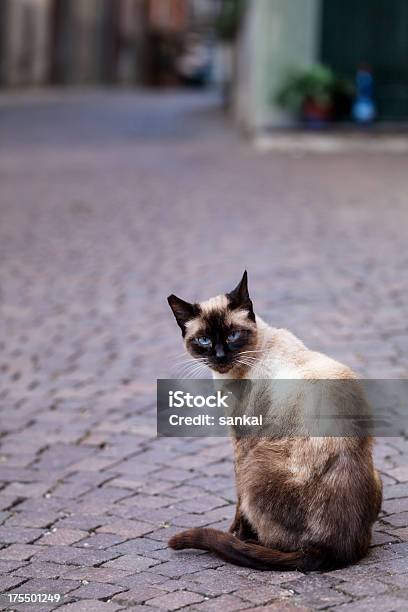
left=1, top=1, right=408, bottom=611
left=2, top=0, right=408, bottom=129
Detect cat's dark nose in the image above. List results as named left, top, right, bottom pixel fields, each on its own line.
left=215, top=344, right=227, bottom=361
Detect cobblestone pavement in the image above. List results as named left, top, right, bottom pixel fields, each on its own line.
left=1, top=90, right=408, bottom=611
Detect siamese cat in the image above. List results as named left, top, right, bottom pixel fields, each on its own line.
left=167, top=272, right=382, bottom=571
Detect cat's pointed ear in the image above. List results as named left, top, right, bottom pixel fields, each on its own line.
left=228, top=270, right=250, bottom=304
left=227, top=271, right=255, bottom=321
left=167, top=295, right=198, bottom=335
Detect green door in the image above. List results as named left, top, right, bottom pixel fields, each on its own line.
left=321, top=0, right=408, bottom=120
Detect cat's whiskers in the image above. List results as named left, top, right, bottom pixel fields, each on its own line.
left=174, top=358, right=211, bottom=378
left=184, top=362, right=210, bottom=378
left=174, top=357, right=208, bottom=367
left=175, top=362, right=202, bottom=376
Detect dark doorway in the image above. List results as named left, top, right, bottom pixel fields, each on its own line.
left=321, top=0, right=408, bottom=120
left=0, top=0, right=9, bottom=85
left=49, top=0, right=70, bottom=84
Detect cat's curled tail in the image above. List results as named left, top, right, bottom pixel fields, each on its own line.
left=169, top=528, right=332, bottom=572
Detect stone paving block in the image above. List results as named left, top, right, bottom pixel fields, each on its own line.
left=154, top=468, right=196, bottom=483
left=73, top=533, right=126, bottom=549
left=34, top=445, right=94, bottom=471
left=382, top=511, right=408, bottom=527
left=236, top=584, right=294, bottom=606
left=177, top=495, right=230, bottom=514
left=186, top=568, right=257, bottom=597
left=383, top=498, right=408, bottom=514
left=102, top=553, right=161, bottom=572
left=357, top=543, right=405, bottom=564
left=0, top=602, right=59, bottom=612
left=69, top=457, right=119, bottom=472
left=151, top=577, right=202, bottom=594
left=147, top=559, right=211, bottom=579
left=161, top=482, right=204, bottom=500
left=129, top=494, right=176, bottom=509
left=14, top=561, right=69, bottom=579
left=234, top=568, right=301, bottom=585
left=147, top=526, right=186, bottom=543
left=112, top=460, right=160, bottom=478
left=2, top=482, right=51, bottom=498
left=144, top=548, right=186, bottom=563
left=0, top=467, right=42, bottom=483
left=0, top=543, right=42, bottom=560
left=53, top=514, right=106, bottom=531
left=378, top=554, right=408, bottom=573
left=34, top=546, right=83, bottom=564
left=67, top=581, right=126, bottom=600
left=186, top=593, right=250, bottom=611
left=380, top=573, right=408, bottom=589
left=62, top=566, right=133, bottom=584
left=0, top=495, right=22, bottom=511
left=383, top=483, right=408, bottom=500
left=0, top=574, right=27, bottom=591
left=14, top=577, right=81, bottom=595
left=113, top=571, right=169, bottom=589
left=294, top=588, right=351, bottom=610
left=112, top=585, right=165, bottom=606
left=68, top=549, right=122, bottom=567
left=284, top=574, right=339, bottom=594
left=4, top=553, right=28, bottom=573
left=16, top=498, right=64, bottom=514
left=326, top=563, right=383, bottom=582
left=37, top=528, right=88, bottom=546
left=248, top=604, right=312, bottom=612
left=386, top=465, right=408, bottom=483
left=0, top=526, right=44, bottom=544
left=332, top=595, right=408, bottom=611
left=78, top=487, right=133, bottom=506
left=97, top=518, right=156, bottom=538
left=109, top=537, right=166, bottom=556
left=171, top=513, right=215, bottom=528
left=370, top=530, right=399, bottom=546
left=145, top=589, right=205, bottom=610
left=5, top=510, right=60, bottom=528
left=390, top=526, right=408, bottom=541
left=113, top=505, right=181, bottom=525
left=337, top=577, right=391, bottom=597
left=58, top=601, right=123, bottom=612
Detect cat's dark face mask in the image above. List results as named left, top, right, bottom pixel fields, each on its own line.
left=168, top=271, right=257, bottom=374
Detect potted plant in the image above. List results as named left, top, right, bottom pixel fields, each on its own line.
left=275, top=64, right=354, bottom=126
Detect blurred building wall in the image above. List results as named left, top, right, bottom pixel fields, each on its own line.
left=117, top=0, right=147, bottom=84
left=49, top=0, right=147, bottom=85
left=0, top=0, right=194, bottom=88
left=235, top=0, right=321, bottom=133
left=1, top=0, right=52, bottom=87
left=65, top=0, right=103, bottom=83
left=148, top=0, right=187, bottom=31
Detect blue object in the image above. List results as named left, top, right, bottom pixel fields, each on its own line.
left=352, top=67, right=376, bottom=123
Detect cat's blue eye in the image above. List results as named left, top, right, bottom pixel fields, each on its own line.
left=227, top=331, right=241, bottom=343
left=197, top=336, right=212, bottom=347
